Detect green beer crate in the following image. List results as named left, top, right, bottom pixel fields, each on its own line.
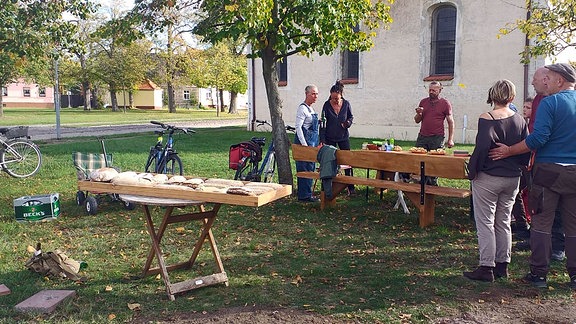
left=14, top=193, right=60, bottom=222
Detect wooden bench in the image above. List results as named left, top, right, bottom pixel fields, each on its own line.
left=292, top=144, right=471, bottom=227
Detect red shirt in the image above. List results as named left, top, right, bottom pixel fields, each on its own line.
left=528, top=94, right=545, bottom=133
left=418, top=97, right=452, bottom=136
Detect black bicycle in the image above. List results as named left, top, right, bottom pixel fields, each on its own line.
left=229, top=120, right=295, bottom=182
left=144, top=121, right=194, bottom=175
left=0, top=126, right=42, bottom=178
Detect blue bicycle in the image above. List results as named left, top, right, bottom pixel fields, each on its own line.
left=229, top=120, right=295, bottom=182
left=144, top=121, right=194, bottom=175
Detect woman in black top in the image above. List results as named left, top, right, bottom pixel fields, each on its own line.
left=321, top=80, right=355, bottom=194
left=464, top=80, right=530, bottom=282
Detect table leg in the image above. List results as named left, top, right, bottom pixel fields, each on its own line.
left=393, top=172, right=410, bottom=214
left=142, top=205, right=174, bottom=276
left=187, top=204, right=225, bottom=274
left=142, top=205, right=176, bottom=300
left=140, top=203, right=228, bottom=300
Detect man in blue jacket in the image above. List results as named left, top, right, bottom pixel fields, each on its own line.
left=489, top=63, right=576, bottom=289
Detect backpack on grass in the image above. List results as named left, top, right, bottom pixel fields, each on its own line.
left=25, top=247, right=85, bottom=281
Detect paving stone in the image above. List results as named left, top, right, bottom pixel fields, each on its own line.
left=14, top=290, right=76, bottom=313
left=0, top=284, right=11, bottom=296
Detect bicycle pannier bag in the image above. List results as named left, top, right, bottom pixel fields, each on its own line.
left=229, top=141, right=262, bottom=169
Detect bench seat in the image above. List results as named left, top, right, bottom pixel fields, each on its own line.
left=297, top=171, right=470, bottom=199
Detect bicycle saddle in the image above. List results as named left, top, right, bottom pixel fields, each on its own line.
left=250, top=137, right=266, bottom=146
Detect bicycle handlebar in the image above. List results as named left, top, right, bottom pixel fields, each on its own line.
left=150, top=121, right=196, bottom=134
left=255, top=120, right=295, bottom=132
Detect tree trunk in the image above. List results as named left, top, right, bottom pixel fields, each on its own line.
left=109, top=82, right=119, bottom=112
left=129, top=91, right=134, bottom=108
left=261, top=51, right=293, bottom=186
left=82, top=81, right=91, bottom=111
left=168, top=81, right=176, bottom=113
left=80, top=55, right=91, bottom=111
left=219, top=88, right=225, bottom=113
left=214, top=88, right=219, bottom=117
left=92, top=86, right=99, bottom=108
left=228, top=91, right=238, bottom=114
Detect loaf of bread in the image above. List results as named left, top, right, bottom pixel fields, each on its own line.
left=89, top=167, right=119, bottom=182
left=152, top=173, right=169, bottom=183
left=245, top=182, right=284, bottom=189
left=166, top=175, right=187, bottom=184
left=205, top=178, right=244, bottom=187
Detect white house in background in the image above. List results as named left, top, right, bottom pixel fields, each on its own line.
left=249, top=0, right=545, bottom=143
left=175, top=85, right=248, bottom=110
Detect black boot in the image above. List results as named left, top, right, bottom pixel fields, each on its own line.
left=463, top=266, right=494, bottom=282
left=494, top=262, right=509, bottom=279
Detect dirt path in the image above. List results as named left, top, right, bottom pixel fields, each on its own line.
left=28, top=119, right=247, bottom=141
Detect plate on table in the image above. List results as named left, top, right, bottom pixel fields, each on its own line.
left=409, top=147, right=427, bottom=154
left=428, top=149, right=446, bottom=155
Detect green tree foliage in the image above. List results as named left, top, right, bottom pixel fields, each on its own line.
left=0, top=0, right=94, bottom=116
left=183, top=42, right=247, bottom=114
left=193, top=0, right=394, bottom=185
left=93, top=4, right=147, bottom=111
left=130, top=0, right=201, bottom=113
left=500, top=0, right=576, bottom=62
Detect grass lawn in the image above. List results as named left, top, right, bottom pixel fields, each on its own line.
left=0, top=107, right=246, bottom=127
left=0, top=120, right=572, bottom=323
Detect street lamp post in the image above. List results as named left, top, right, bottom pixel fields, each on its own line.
left=54, top=56, right=61, bottom=140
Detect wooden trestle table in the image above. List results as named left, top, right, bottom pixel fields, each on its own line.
left=77, top=180, right=292, bottom=300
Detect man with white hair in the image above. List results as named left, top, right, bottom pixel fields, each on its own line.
left=489, top=63, right=576, bottom=289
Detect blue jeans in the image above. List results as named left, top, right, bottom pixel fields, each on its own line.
left=296, top=160, right=315, bottom=199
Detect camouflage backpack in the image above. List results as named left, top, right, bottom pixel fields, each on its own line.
left=25, top=248, right=85, bottom=281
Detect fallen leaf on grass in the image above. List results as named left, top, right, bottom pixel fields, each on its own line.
left=291, top=275, right=303, bottom=286
left=108, top=314, right=116, bottom=320
left=176, top=227, right=185, bottom=232
left=127, top=303, right=141, bottom=311
left=105, top=285, right=113, bottom=291
left=399, top=313, right=412, bottom=319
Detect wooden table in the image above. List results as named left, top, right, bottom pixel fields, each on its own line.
left=78, top=180, right=292, bottom=300
left=293, top=144, right=470, bottom=227
left=119, top=194, right=224, bottom=301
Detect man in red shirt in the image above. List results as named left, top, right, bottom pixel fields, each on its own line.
left=413, top=81, right=455, bottom=185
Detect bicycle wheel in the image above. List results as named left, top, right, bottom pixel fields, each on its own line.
left=144, top=148, right=159, bottom=173
left=1, top=140, right=42, bottom=178
left=234, top=157, right=259, bottom=181
left=159, top=154, right=183, bottom=175
left=262, top=152, right=276, bottom=183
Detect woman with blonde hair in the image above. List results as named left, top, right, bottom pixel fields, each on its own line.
left=464, top=80, right=530, bottom=282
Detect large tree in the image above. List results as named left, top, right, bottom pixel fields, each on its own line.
left=193, top=0, right=394, bottom=185
left=0, top=0, right=93, bottom=116
left=501, top=0, right=576, bottom=62
left=130, top=0, right=394, bottom=184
